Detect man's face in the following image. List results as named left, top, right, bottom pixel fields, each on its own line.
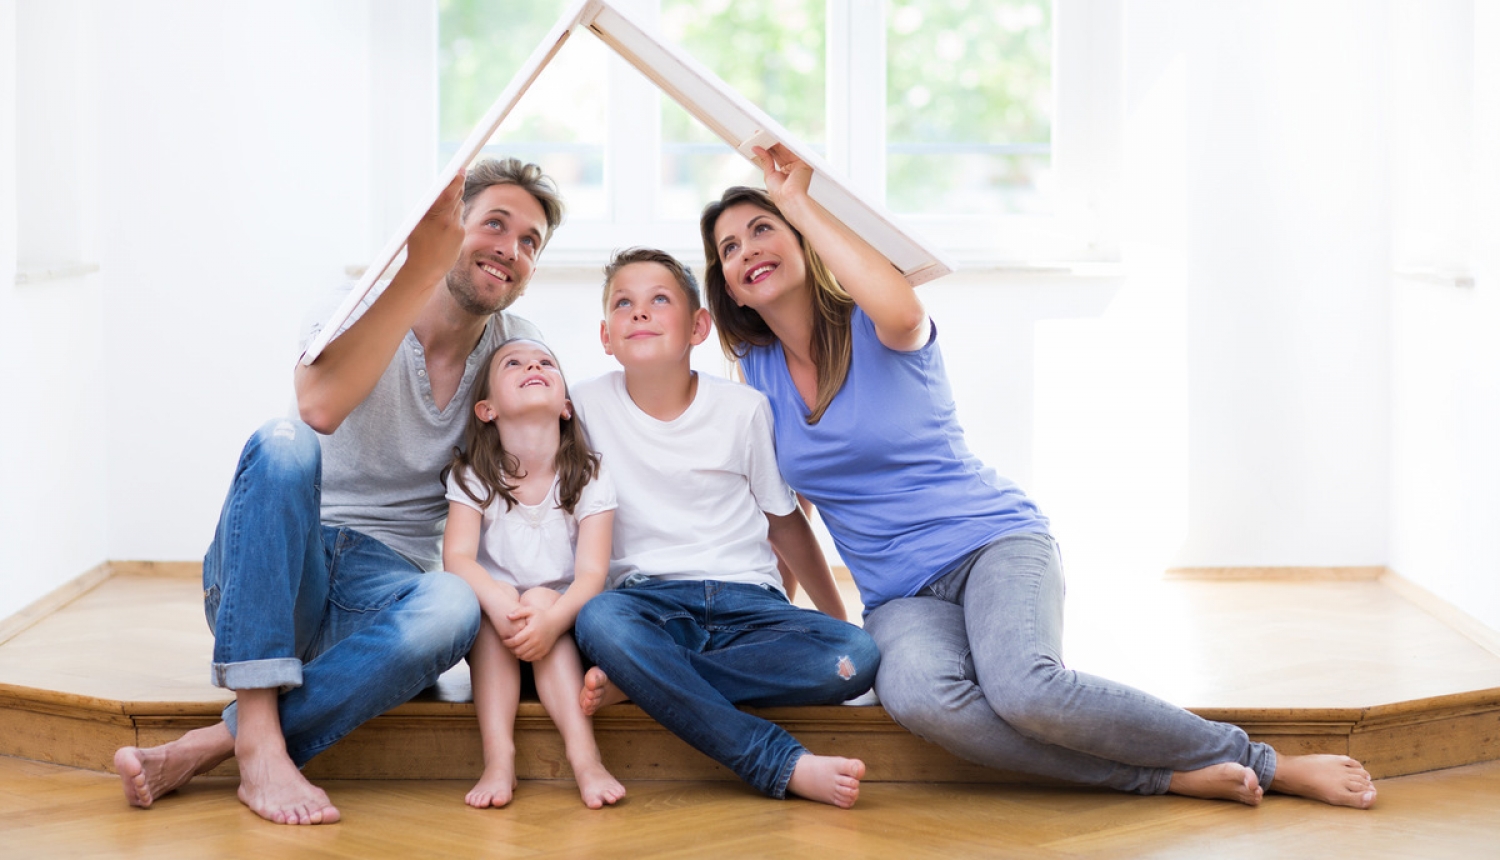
left=446, top=183, right=549, bottom=316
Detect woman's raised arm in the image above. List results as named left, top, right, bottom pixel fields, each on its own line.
left=754, top=144, right=928, bottom=352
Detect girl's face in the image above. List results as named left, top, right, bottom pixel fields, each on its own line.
left=712, top=202, right=808, bottom=313
left=476, top=340, right=570, bottom=425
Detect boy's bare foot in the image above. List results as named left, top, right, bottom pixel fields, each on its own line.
left=466, top=761, right=518, bottom=809
left=1168, top=762, right=1263, bottom=806
left=572, top=759, right=627, bottom=809
left=579, top=667, right=628, bottom=716
left=235, top=740, right=340, bottom=825
left=787, top=753, right=864, bottom=809
left=1269, top=754, right=1377, bottom=809
left=114, top=723, right=234, bottom=808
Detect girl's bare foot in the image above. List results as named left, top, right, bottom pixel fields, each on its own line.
left=235, top=740, right=340, bottom=825
left=572, top=759, right=627, bottom=809
left=114, top=723, right=234, bottom=808
left=1168, top=762, right=1263, bottom=805
left=787, top=753, right=864, bottom=809
left=466, top=760, right=518, bottom=809
left=1269, top=754, right=1377, bottom=809
left=579, top=667, right=628, bottom=716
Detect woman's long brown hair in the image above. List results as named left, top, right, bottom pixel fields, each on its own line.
left=443, top=339, right=600, bottom=514
left=699, top=186, right=854, bottom=424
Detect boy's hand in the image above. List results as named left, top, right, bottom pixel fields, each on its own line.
left=502, top=606, right=563, bottom=662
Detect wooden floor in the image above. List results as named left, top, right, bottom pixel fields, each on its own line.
left=3, top=563, right=1500, bottom=857
left=3, top=564, right=1500, bottom=784
left=3, top=754, right=1498, bottom=859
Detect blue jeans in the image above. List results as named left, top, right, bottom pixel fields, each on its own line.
left=201, top=418, right=481, bottom=766
left=573, top=577, right=878, bottom=798
left=863, top=532, right=1276, bottom=794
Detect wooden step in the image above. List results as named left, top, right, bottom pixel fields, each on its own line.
left=3, top=563, right=1499, bottom=783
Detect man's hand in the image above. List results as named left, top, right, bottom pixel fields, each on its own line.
left=404, top=171, right=467, bottom=285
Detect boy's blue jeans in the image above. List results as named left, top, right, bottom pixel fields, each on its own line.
left=201, top=418, right=480, bottom=766
left=574, top=577, right=878, bottom=798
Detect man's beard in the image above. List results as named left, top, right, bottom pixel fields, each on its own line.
left=447, top=266, right=521, bottom=316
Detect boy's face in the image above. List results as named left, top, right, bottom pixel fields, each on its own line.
left=600, top=261, right=711, bottom=370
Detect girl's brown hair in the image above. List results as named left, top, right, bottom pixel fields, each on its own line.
left=699, top=186, right=854, bottom=424
left=443, top=339, right=600, bottom=514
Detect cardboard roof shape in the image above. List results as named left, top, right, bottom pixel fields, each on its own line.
left=301, top=0, right=953, bottom=365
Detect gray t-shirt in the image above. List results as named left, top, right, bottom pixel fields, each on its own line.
left=299, top=283, right=543, bottom=570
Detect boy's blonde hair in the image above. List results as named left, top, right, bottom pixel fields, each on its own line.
left=601, top=247, right=702, bottom=314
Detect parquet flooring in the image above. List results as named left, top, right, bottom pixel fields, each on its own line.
left=2, top=754, right=1497, bottom=859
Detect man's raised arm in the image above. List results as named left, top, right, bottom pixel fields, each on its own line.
left=294, top=173, right=466, bottom=434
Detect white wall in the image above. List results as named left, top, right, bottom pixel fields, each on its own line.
left=1, top=0, right=111, bottom=620
left=1389, top=0, right=1500, bottom=630
left=3, top=0, right=1495, bottom=633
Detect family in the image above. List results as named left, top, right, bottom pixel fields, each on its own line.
left=113, top=149, right=1378, bottom=825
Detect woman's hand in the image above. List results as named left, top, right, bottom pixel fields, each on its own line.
left=753, top=144, right=813, bottom=210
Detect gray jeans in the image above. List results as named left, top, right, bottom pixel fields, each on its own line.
left=863, top=532, right=1276, bottom=794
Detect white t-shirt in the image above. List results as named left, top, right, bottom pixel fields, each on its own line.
left=569, top=371, right=796, bottom=591
left=445, top=464, right=618, bottom=592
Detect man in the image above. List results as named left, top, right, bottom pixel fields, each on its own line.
left=113, top=158, right=565, bottom=825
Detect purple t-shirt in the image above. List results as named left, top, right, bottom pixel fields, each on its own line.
left=740, top=307, right=1048, bottom=613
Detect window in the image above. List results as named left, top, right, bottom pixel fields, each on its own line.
left=437, top=0, right=1119, bottom=265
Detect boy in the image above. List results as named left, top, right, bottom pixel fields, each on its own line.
left=569, top=247, right=878, bottom=809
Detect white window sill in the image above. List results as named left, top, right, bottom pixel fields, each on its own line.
left=14, top=263, right=100, bottom=285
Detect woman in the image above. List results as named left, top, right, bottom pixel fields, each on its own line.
left=698, top=143, right=1376, bottom=809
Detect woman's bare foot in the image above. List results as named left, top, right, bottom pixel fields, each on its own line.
left=1269, top=754, right=1377, bottom=809
left=114, top=723, right=234, bottom=808
left=786, top=753, right=864, bottom=809
left=572, top=759, right=627, bottom=809
left=466, top=760, right=518, bottom=809
left=235, top=739, right=340, bottom=825
left=1168, top=762, right=1263, bottom=806
left=579, top=667, right=628, bottom=716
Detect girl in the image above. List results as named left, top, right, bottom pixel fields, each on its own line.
left=442, top=337, right=625, bottom=810
left=697, top=144, right=1377, bottom=810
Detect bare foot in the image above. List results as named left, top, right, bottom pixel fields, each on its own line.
left=579, top=667, right=628, bottom=716
left=466, top=761, right=518, bottom=809
left=235, top=740, right=340, bottom=825
left=114, top=723, right=234, bottom=808
left=1168, top=762, right=1263, bottom=806
left=572, top=759, right=626, bottom=809
left=786, top=753, right=864, bottom=809
left=1269, top=754, right=1377, bottom=809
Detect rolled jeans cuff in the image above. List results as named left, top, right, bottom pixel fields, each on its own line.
left=770, top=747, right=806, bottom=799
left=210, top=657, right=303, bottom=691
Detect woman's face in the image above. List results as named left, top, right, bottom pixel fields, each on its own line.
left=712, top=202, right=808, bottom=312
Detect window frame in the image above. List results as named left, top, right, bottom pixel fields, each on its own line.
left=430, top=0, right=1122, bottom=269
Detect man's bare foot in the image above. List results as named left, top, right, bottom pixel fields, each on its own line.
left=1168, top=762, right=1263, bottom=806
left=114, top=723, right=234, bottom=808
left=572, top=759, right=627, bottom=809
left=466, top=761, right=518, bottom=809
left=1269, top=754, right=1377, bottom=809
left=235, top=740, right=340, bottom=825
left=786, top=753, right=864, bottom=809
left=579, top=667, right=628, bottom=716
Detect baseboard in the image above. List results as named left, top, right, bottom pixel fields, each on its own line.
left=1164, top=565, right=1387, bottom=581
left=1381, top=569, right=1500, bottom=659
left=0, top=562, right=115, bottom=648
